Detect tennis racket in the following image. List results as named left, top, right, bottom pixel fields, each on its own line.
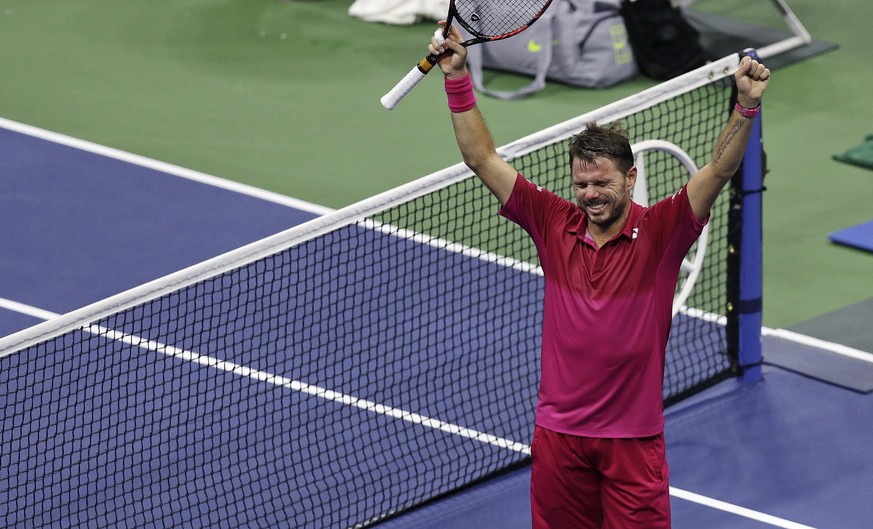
left=380, top=0, right=553, bottom=110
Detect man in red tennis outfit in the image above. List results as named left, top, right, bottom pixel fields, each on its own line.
left=430, top=21, right=771, bottom=529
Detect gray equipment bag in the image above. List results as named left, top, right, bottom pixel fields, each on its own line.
left=465, top=0, right=637, bottom=99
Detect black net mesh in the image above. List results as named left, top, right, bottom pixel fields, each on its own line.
left=0, top=76, right=739, bottom=528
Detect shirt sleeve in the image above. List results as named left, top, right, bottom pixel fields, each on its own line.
left=644, top=184, right=708, bottom=258
left=499, top=173, right=575, bottom=248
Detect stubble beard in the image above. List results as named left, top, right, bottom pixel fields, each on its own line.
left=581, top=195, right=628, bottom=230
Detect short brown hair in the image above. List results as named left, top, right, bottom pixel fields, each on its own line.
left=568, top=121, right=634, bottom=174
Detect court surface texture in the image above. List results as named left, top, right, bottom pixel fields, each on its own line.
left=2, top=120, right=871, bottom=529
left=2, top=0, right=873, bottom=527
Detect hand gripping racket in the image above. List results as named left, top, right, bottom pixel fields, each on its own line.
left=380, top=0, right=553, bottom=110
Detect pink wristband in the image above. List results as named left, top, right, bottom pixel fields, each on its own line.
left=445, top=73, right=476, bottom=113
left=735, top=102, right=760, bottom=118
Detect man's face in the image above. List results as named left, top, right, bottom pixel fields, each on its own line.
left=571, top=156, right=636, bottom=230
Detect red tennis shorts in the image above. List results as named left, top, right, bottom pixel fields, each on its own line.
left=530, top=425, right=671, bottom=529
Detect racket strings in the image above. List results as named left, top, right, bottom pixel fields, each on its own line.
left=455, top=0, right=551, bottom=38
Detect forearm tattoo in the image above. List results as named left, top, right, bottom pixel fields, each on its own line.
left=713, top=119, right=746, bottom=165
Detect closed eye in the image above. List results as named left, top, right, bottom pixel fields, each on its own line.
left=573, top=181, right=608, bottom=190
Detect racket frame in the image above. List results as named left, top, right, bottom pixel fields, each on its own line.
left=380, top=0, right=553, bottom=110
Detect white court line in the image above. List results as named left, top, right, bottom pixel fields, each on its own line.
left=0, top=297, right=821, bottom=528
left=0, top=297, right=529, bottom=455
left=0, top=116, right=335, bottom=216
left=763, top=326, right=873, bottom=364
left=87, top=324, right=531, bottom=456
left=359, top=218, right=544, bottom=277
left=669, top=487, right=818, bottom=529
left=0, top=298, right=60, bottom=321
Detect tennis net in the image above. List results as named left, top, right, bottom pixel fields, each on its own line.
left=0, top=53, right=748, bottom=528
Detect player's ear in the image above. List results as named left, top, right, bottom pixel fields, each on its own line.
left=625, top=166, right=637, bottom=191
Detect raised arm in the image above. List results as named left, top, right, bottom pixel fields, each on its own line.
left=687, top=55, right=771, bottom=222
left=432, top=23, right=517, bottom=206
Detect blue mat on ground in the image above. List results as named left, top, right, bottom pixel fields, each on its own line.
left=829, top=219, right=873, bottom=253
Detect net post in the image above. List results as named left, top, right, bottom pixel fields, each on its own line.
left=736, top=50, right=765, bottom=383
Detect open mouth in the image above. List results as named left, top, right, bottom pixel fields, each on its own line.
left=586, top=202, right=608, bottom=215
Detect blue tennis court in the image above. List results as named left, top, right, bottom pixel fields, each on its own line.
left=2, top=120, right=872, bottom=529
left=0, top=121, right=326, bottom=323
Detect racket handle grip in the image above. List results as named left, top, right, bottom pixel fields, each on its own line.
left=381, top=56, right=437, bottom=110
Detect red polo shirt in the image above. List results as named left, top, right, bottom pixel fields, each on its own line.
left=500, top=173, right=706, bottom=438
